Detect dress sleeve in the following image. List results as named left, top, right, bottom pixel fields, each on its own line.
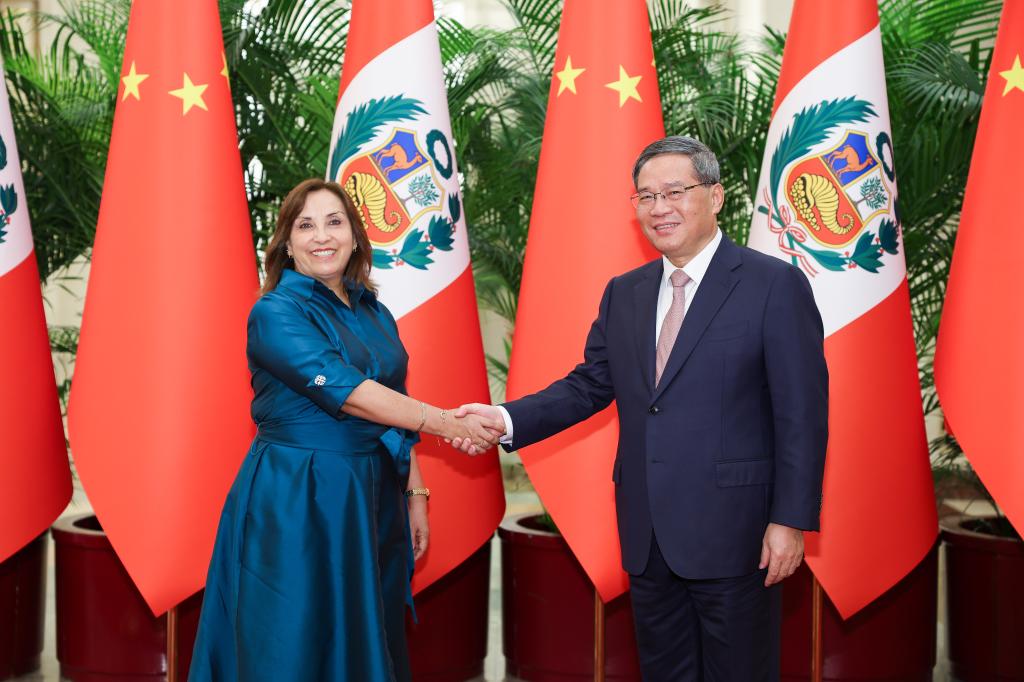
left=247, top=294, right=368, bottom=416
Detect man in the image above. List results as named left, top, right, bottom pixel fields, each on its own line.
left=456, top=136, right=828, bottom=681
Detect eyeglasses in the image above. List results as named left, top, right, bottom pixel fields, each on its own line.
left=630, top=182, right=714, bottom=209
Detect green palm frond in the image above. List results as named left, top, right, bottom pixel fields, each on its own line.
left=881, top=0, right=997, bottom=362
left=222, top=0, right=350, bottom=245
left=501, top=0, right=561, bottom=76
left=0, top=3, right=117, bottom=280
left=881, top=0, right=1002, bottom=54
left=328, top=96, right=426, bottom=179
left=769, top=98, right=876, bottom=195
left=891, top=42, right=984, bottom=128
left=47, top=0, right=129, bottom=89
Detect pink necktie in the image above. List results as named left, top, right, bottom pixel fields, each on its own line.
left=655, top=269, right=691, bottom=386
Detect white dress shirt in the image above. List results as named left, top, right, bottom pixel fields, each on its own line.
left=498, top=228, right=724, bottom=443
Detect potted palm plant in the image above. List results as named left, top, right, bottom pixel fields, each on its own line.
left=888, top=0, right=1023, bottom=677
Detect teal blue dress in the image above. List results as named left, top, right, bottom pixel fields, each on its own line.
left=189, top=269, right=418, bottom=682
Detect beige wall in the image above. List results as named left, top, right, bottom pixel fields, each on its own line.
left=1, top=0, right=69, bottom=56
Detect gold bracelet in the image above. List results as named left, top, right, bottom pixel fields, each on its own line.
left=435, top=409, right=449, bottom=447
left=415, top=401, right=427, bottom=432
left=405, top=487, right=430, bottom=499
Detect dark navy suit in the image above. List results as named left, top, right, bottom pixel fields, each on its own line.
left=503, top=235, right=828, bottom=680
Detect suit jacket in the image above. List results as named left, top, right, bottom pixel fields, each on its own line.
left=503, top=234, right=828, bottom=579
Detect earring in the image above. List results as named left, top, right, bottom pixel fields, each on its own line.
left=353, top=244, right=358, bottom=252
left=286, top=249, right=293, bottom=258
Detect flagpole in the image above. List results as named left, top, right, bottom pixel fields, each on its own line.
left=810, top=575, right=823, bottom=682
left=167, top=605, right=178, bottom=682
left=594, top=590, right=606, bottom=682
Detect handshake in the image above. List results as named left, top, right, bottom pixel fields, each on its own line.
left=443, top=403, right=506, bottom=455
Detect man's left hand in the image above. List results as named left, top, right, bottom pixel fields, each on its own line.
left=760, top=523, right=803, bottom=587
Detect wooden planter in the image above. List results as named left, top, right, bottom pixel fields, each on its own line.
left=0, top=533, right=47, bottom=680
left=780, top=542, right=938, bottom=681
left=499, top=513, right=641, bottom=681
left=51, top=514, right=201, bottom=682
left=406, top=540, right=492, bottom=681
left=941, top=515, right=1024, bottom=681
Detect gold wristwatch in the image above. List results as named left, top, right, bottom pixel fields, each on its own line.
left=405, top=487, right=430, bottom=499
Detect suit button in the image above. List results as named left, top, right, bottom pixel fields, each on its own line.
left=649, top=405, right=659, bottom=415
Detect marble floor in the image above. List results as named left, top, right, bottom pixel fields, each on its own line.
left=11, top=488, right=962, bottom=681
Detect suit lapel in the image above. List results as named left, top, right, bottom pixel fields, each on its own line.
left=632, top=261, right=662, bottom=395
left=652, top=236, right=743, bottom=402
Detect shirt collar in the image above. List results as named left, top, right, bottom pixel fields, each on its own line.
left=661, top=228, right=722, bottom=290
left=277, top=268, right=378, bottom=310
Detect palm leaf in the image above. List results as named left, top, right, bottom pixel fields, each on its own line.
left=768, top=98, right=876, bottom=197
left=327, top=96, right=427, bottom=179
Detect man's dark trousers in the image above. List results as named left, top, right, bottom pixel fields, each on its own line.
left=629, top=532, right=781, bottom=681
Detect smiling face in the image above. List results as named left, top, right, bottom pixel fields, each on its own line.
left=635, top=153, right=724, bottom=267
left=286, top=188, right=354, bottom=294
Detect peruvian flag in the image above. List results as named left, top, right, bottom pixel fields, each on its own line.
left=505, top=0, right=663, bottom=602
left=936, top=1, right=1024, bottom=536
left=747, top=0, right=936, bottom=618
left=328, top=0, right=505, bottom=593
left=68, top=0, right=258, bottom=615
left=0, top=62, right=71, bottom=564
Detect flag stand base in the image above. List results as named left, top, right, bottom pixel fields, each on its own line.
left=50, top=514, right=202, bottom=682
left=941, top=515, right=1024, bottom=681
left=780, top=544, right=938, bottom=681
left=0, top=533, right=47, bottom=679
left=499, top=513, right=640, bottom=680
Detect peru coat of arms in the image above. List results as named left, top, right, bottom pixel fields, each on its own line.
left=328, top=96, right=460, bottom=271
left=757, top=97, right=900, bottom=277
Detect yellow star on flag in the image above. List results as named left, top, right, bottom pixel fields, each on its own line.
left=169, top=73, right=209, bottom=115
left=121, top=61, right=149, bottom=102
left=1000, top=54, right=1024, bottom=96
left=221, top=52, right=230, bottom=83
left=605, top=65, right=642, bottom=107
left=555, top=56, right=586, bottom=96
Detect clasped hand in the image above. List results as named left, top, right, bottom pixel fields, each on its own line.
left=444, top=406, right=505, bottom=454
left=447, top=403, right=506, bottom=456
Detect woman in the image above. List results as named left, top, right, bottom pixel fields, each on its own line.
left=189, top=179, right=500, bottom=681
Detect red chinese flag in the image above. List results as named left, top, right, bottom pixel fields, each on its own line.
left=504, top=0, right=663, bottom=602
left=0, top=64, right=71, bottom=563
left=67, top=0, right=258, bottom=615
left=935, top=1, right=1024, bottom=536
left=748, top=0, right=936, bottom=617
left=329, top=0, right=505, bottom=593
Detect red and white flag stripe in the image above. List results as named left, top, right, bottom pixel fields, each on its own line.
left=328, top=0, right=505, bottom=593
left=748, top=0, right=936, bottom=618
left=0, top=59, right=71, bottom=563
